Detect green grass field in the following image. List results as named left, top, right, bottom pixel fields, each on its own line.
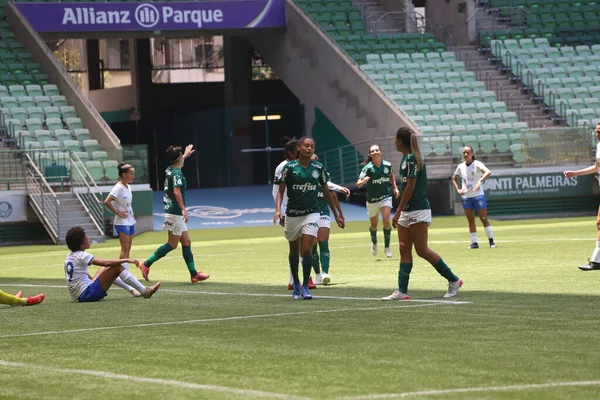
left=1, top=216, right=600, bottom=400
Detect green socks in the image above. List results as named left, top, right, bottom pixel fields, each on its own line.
left=433, top=258, right=459, bottom=282
left=302, top=254, right=312, bottom=287
left=384, top=228, right=392, bottom=248
left=319, top=240, right=330, bottom=274
left=312, top=244, right=321, bottom=274
left=182, top=245, right=197, bottom=276
left=289, top=253, right=300, bottom=284
left=398, top=262, right=413, bottom=293
left=370, top=229, right=377, bottom=245
left=145, top=243, right=174, bottom=267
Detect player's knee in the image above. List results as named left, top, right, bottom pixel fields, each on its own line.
left=596, top=220, right=600, bottom=231
left=414, top=246, right=429, bottom=258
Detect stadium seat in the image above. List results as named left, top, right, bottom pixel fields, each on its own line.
left=85, top=161, right=105, bottom=182
left=103, top=160, right=120, bottom=181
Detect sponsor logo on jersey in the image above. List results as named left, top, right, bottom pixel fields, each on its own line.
left=409, top=218, right=417, bottom=224
left=307, top=222, right=318, bottom=228
left=371, top=177, right=389, bottom=184
left=292, top=183, right=317, bottom=192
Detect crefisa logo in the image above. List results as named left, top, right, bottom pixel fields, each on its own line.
left=0, top=201, right=13, bottom=219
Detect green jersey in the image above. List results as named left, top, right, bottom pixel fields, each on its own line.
left=317, top=169, right=332, bottom=216
left=279, top=159, right=327, bottom=217
left=359, top=160, right=393, bottom=203
left=163, top=166, right=186, bottom=215
left=399, top=153, right=430, bottom=211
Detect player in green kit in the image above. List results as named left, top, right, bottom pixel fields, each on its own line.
left=382, top=127, right=462, bottom=300
left=311, top=154, right=350, bottom=286
left=274, top=137, right=345, bottom=299
left=138, top=145, right=210, bottom=283
left=356, top=144, right=399, bottom=258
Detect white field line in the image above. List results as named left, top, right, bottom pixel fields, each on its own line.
left=0, top=360, right=308, bottom=400
left=342, top=380, right=600, bottom=399
left=0, top=284, right=471, bottom=305
left=0, top=303, right=444, bottom=340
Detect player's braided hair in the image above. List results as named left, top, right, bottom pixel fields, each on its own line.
left=117, top=162, right=133, bottom=178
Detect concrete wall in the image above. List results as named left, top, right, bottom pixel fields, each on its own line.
left=89, top=86, right=136, bottom=113
left=425, top=0, right=473, bottom=46
left=247, top=0, right=417, bottom=146
left=6, top=2, right=122, bottom=161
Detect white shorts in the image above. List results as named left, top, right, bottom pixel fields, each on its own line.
left=318, top=215, right=331, bottom=229
left=162, top=213, right=188, bottom=236
left=284, top=213, right=319, bottom=241
left=398, top=209, right=432, bottom=228
left=367, top=197, right=393, bottom=218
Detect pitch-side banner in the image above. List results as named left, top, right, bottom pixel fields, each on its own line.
left=0, top=194, right=27, bottom=222
left=16, top=0, right=286, bottom=32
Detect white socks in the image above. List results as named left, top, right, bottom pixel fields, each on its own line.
left=484, top=225, right=494, bottom=239
left=470, top=232, right=478, bottom=244
left=113, top=277, right=133, bottom=292
left=119, top=270, right=147, bottom=293
left=591, top=241, right=600, bottom=263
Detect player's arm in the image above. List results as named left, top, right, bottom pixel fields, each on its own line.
left=356, top=166, right=370, bottom=187
left=173, top=186, right=188, bottom=222
left=452, top=175, right=463, bottom=193
left=181, top=145, right=195, bottom=167
left=327, top=181, right=350, bottom=197
left=323, top=183, right=345, bottom=228
left=475, top=164, right=492, bottom=190
left=565, top=161, right=599, bottom=177
left=91, top=257, right=139, bottom=268
left=104, top=193, right=127, bottom=218
left=392, top=178, right=416, bottom=228
left=329, top=191, right=345, bottom=229
left=390, top=172, right=400, bottom=198
left=273, top=183, right=286, bottom=224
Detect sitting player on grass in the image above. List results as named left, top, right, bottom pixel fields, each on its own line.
left=64, top=226, right=161, bottom=303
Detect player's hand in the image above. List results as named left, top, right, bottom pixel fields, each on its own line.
left=393, top=187, right=400, bottom=198
left=473, top=183, right=481, bottom=192
left=273, top=211, right=281, bottom=225
left=129, top=259, right=140, bottom=267
left=363, top=176, right=370, bottom=183
left=392, top=214, right=400, bottom=229
left=336, top=215, right=345, bottom=229
left=117, top=211, right=128, bottom=218
left=457, top=188, right=466, bottom=195
left=183, top=144, right=195, bottom=159
left=279, top=216, right=285, bottom=227
left=564, top=171, right=575, bottom=178
left=183, top=210, right=189, bottom=223
left=341, top=187, right=351, bottom=197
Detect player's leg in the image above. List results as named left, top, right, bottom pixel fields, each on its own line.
left=0, top=290, right=27, bottom=306
left=180, top=231, right=210, bottom=283
left=138, top=217, right=180, bottom=281
left=317, top=225, right=331, bottom=285
left=476, top=200, right=495, bottom=248
left=381, top=204, right=393, bottom=258
left=464, top=203, right=479, bottom=249
left=410, top=221, right=462, bottom=298
left=288, top=238, right=301, bottom=298
left=112, top=229, right=142, bottom=297
left=93, top=265, right=126, bottom=292
left=368, top=209, right=379, bottom=256
left=382, top=222, right=412, bottom=300
left=580, top=206, right=600, bottom=270
left=300, top=233, right=317, bottom=299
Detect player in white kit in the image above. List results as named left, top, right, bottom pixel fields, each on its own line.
left=453, top=145, right=496, bottom=249
left=104, top=162, right=142, bottom=297
left=564, top=122, right=600, bottom=270
left=64, top=226, right=161, bottom=302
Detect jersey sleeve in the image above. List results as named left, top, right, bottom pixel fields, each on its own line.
left=358, top=164, right=370, bottom=179
left=273, top=162, right=285, bottom=184
left=476, top=160, right=487, bottom=172
left=453, top=164, right=462, bottom=177
left=172, top=171, right=184, bottom=188
left=318, top=167, right=327, bottom=186
left=279, top=163, right=290, bottom=184
left=108, top=184, right=121, bottom=199
left=406, top=157, right=419, bottom=179
left=79, top=251, right=95, bottom=266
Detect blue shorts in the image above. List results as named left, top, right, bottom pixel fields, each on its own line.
left=78, top=280, right=108, bottom=303
left=115, top=224, right=135, bottom=236
left=461, top=195, right=487, bottom=211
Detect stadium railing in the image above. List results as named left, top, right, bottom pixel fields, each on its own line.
left=23, top=151, right=59, bottom=243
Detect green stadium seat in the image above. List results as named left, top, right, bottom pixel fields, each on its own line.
left=45, top=117, right=63, bottom=132
left=43, top=106, right=60, bottom=119
left=34, top=96, right=51, bottom=108
left=33, top=129, right=51, bottom=145
left=51, top=95, right=67, bottom=107
left=17, top=96, right=34, bottom=108
left=85, top=160, right=105, bottom=182
left=92, top=151, right=109, bottom=161
left=27, top=106, right=44, bottom=121
left=25, top=117, right=42, bottom=132
left=55, top=130, right=73, bottom=146
left=479, top=134, right=496, bottom=153
left=10, top=107, right=26, bottom=124
left=83, top=139, right=100, bottom=153
left=494, top=133, right=511, bottom=152
left=472, top=113, right=488, bottom=125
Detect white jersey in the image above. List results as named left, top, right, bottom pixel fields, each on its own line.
left=108, top=182, right=136, bottom=226
left=454, top=160, right=487, bottom=198
left=64, top=250, right=95, bottom=301
left=272, top=159, right=289, bottom=214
